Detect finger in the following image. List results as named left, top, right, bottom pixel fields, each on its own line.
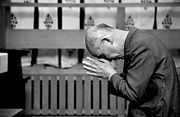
left=82, top=60, right=98, bottom=69
left=86, top=72, right=106, bottom=79
left=86, top=57, right=99, bottom=65
left=86, top=71, right=99, bottom=77
left=82, top=60, right=91, bottom=66
left=83, top=65, right=97, bottom=73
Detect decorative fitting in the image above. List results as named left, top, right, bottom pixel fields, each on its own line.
left=10, top=13, right=18, bottom=29
left=24, top=0, right=32, bottom=3
left=104, top=0, right=115, bottom=9
left=66, top=49, right=76, bottom=57
left=104, top=0, right=114, bottom=3
left=125, top=15, right=134, bottom=29
left=85, top=16, right=95, bottom=29
left=141, top=0, right=152, bottom=10
left=65, top=0, right=76, bottom=9
left=44, top=14, right=54, bottom=30
left=65, top=0, right=76, bottom=3
left=162, top=14, right=172, bottom=29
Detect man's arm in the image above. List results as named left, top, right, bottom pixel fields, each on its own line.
left=82, top=47, right=156, bottom=102
left=110, top=50, right=156, bottom=102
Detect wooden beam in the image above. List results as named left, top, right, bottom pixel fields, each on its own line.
left=116, top=7, right=125, bottom=29
left=0, top=0, right=10, bottom=49
left=6, top=29, right=86, bottom=49
left=0, top=0, right=7, bottom=48
left=145, top=29, right=180, bottom=49
left=1, top=2, right=180, bottom=8
left=0, top=6, right=5, bottom=48
left=6, top=29, right=180, bottom=49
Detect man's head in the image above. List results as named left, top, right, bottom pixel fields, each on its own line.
left=85, top=23, right=125, bottom=61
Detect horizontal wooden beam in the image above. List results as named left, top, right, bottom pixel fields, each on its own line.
left=6, top=29, right=180, bottom=49
left=1, top=2, right=180, bottom=8
left=6, top=29, right=86, bottom=49
left=146, top=29, right=180, bottom=49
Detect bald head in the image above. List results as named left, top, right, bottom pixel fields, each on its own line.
left=85, top=23, right=114, bottom=57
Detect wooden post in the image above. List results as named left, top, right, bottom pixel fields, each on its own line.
left=78, top=0, right=85, bottom=64
left=76, top=75, right=83, bottom=115
left=58, top=0, right=62, bottom=68
left=84, top=76, right=91, bottom=115
left=0, top=0, right=10, bottom=48
left=116, top=7, right=125, bottom=30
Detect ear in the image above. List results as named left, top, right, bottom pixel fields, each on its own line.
left=102, top=38, right=113, bottom=44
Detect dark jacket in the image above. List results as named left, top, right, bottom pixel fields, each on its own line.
left=110, top=27, right=180, bottom=117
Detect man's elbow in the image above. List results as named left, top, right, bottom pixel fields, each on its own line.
left=120, top=86, right=139, bottom=102
left=128, top=92, right=139, bottom=102
left=128, top=90, right=146, bottom=103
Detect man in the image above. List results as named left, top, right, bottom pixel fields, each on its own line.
left=82, top=23, right=180, bottom=117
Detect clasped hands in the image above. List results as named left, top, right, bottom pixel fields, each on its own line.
left=82, top=57, right=117, bottom=80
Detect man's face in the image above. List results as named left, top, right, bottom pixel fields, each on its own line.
left=87, top=43, right=122, bottom=61
left=85, top=29, right=123, bottom=61
left=100, top=46, right=122, bottom=61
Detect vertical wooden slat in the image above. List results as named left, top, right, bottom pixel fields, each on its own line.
left=0, top=4, right=5, bottom=48
left=101, top=79, right=108, bottom=115
left=67, top=75, right=75, bottom=115
left=118, top=97, right=126, bottom=117
left=76, top=75, right=83, bottom=115
left=42, top=75, right=49, bottom=115
left=25, top=76, right=32, bottom=115
left=125, top=100, right=130, bottom=116
left=51, top=75, right=58, bottom=115
left=33, top=75, right=41, bottom=115
left=84, top=75, right=91, bottom=115
left=110, top=95, right=117, bottom=115
left=59, top=75, right=66, bottom=115
left=116, top=58, right=125, bottom=116
left=93, top=77, right=100, bottom=115
left=116, top=7, right=125, bottom=30
left=0, top=0, right=10, bottom=48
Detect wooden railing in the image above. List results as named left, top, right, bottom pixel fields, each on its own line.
left=24, top=74, right=126, bottom=116
left=5, top=29, right=180, bottom=49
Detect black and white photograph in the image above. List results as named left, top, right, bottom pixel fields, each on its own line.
left=0, top=0, right=180, bottom=117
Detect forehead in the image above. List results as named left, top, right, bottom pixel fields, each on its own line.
left=85, top=26, right=109, bottom=57
left=86, top=42, right=102, bottom=57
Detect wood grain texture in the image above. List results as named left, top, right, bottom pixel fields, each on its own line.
left=59, top=75, right=66, bottom=115
left=76, top=75, right=83, bottom=115
left=33, top=76, right=41, bottom=115
left=1, top=2, right=180, bottom=7
left=42, top=76, right=49, bottom=115
left=67, top=75, right=75, bottom=115
left=51, top=75, right=58, bottom=115
left=6, top=29, right=180, bottom=49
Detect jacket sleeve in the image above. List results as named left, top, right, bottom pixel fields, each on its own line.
left=110, top=49, right=156, bottom=102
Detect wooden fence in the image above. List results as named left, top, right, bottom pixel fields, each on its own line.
left=24, top=74, right=126, bottom=116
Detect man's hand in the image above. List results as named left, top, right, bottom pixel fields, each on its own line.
left=82, top=57, right=117, bottom=80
